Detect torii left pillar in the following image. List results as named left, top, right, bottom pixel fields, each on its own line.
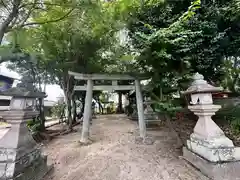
left=135, top=79, right=146, bottom=138
left=81, top=79, right=93, bottom=143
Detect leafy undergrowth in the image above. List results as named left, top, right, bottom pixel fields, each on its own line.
left=172, top=115, right=240, bottom=147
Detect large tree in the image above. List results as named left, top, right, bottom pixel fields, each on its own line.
left=11, top=1, right=118, bottom=130
left=126, top=0, right=240, bottom=94
left=0, top=0, right=76, bottom=45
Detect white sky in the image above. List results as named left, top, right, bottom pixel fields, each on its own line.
left=0, top=63, right=64, bottom=101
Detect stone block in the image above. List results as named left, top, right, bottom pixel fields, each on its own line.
left=135, top=137, right=143, bottom=144
left=186, top=132, right=240, bottom=162
left=14, top=155, right=53, bottom=180
left=0, top=110, right=53, bottom=180
left=135, top=136, right=155, bottom=145
left=0, top=154, right=52, bottom=180
left=143, top=136, right=155, bottom=145
left=183, top=147, right=240, bottom=180
left=0, top=148, right=52, bottom=180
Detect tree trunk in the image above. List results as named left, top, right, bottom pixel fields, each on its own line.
left=160, top=87, right=163, bottom=101
left=72, top=95, right=77, bottom=124
left=98, top=101, right=101, bottom=114
left=61, top=73, right=75, bottom=131
left=81, top=98, right=85, bottom=116
left=38, top=98, right=46, bottom=131
left=0, top=0, right=21, bottom=44
left=66, top=94, right=73, bottom=130
left=95, top=96, right=103, bottom=114
left=0, top=30, right=5, bottom=45
left=96, top=96, right=103, bottom=114
left=77, top=94, right=86, bottom=120
left=117, top=92, right=123, bottom=113
left=62, top=77, right=73, bottom=130
left=230, top=57, right=239, bottom=94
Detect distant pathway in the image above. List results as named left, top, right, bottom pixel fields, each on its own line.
left=43, top=114, right=208, bottom=180
left=45, top=119, right=60, bottom=128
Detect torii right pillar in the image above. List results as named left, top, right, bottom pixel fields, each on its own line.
left=182, top=73, right=240, bottom=180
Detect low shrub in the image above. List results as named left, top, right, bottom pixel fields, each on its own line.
left=27, top=118, right=41, bottom=134
left=230, top=118, right=240, bottom=135
left=215, top=104, right=240, bottom=135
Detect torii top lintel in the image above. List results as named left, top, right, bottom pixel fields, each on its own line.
left=68, top=71, right=149, bottom=80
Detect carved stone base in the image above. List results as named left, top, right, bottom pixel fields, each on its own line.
left=144, top=113, right=158, bottom=121
left=0, top=153, right=52, bottom=180
left=78, top=138, right=93, bottom=146
left=187, top=133, right=240, bottom=162
left=183, top=147, right=240, bottom=180
left=144, top=113, right=160, bottom=126
left=129, top=113, right=138, bottom=121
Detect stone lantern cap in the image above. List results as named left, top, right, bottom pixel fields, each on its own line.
left=182, top=73, right=223, bottom=95
left=0, top=76, right=47, bottom=98
left=0, top=87, right=46, bottom=98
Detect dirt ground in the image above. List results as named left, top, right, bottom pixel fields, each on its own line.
left=43, top=114, right=208, bottom=180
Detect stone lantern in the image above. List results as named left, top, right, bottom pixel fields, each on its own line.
left=143, top=97, right=158, bottom=125
left=129, top=104, right=138, bottom=121
left=182, top=73, right=240, bottom=180
left=9, top=92, right=37, bottom=110
left=0, top=86, right=52, bottom=180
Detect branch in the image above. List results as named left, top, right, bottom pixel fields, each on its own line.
left=19, top=0, right=38, bottom=26
left=8, top=16, right=18, bottom=29
left=0, top=0, right=21, bottom=43
left=20, top=8, right=74, bottom=27
left=19, top=2, right=75, bottom=9
left=1, top=0, right=11, bottom=13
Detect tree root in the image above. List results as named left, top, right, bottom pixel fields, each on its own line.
left=32, top=131, right=52, bottom=143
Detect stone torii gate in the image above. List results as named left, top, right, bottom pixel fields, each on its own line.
left=69, top=71, right=148, bottom=143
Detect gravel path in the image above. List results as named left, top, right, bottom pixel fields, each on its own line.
left=43, top=114, right=208, bottom=180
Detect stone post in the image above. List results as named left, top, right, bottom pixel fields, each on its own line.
left=81, top=79, right=93, bottom=143
left=135, top=79, right=146, bottom=138
left=0, top=87, right=52, bottom=180
left=182, top=73, right=240, bottom=180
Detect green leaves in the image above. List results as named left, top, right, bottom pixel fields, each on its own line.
left=127, top=0, right=239, bottom=95
left=179, top=0, right=201, bottom=21
left=5, top=0, right=125, bottom=92
left=52, top=103, right=66, bottom=118
left=154, top=101, right=183, bottom=117
left=27, top=119, right=41, bottom=133
left=0, top=0, right=78, bottom=44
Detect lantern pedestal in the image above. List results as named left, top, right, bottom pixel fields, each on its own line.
left=185, top=104, right=240, bottom=162
left=183, top=146, right=240, bottom=180
left=0, top=110, right=52, bottom=180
